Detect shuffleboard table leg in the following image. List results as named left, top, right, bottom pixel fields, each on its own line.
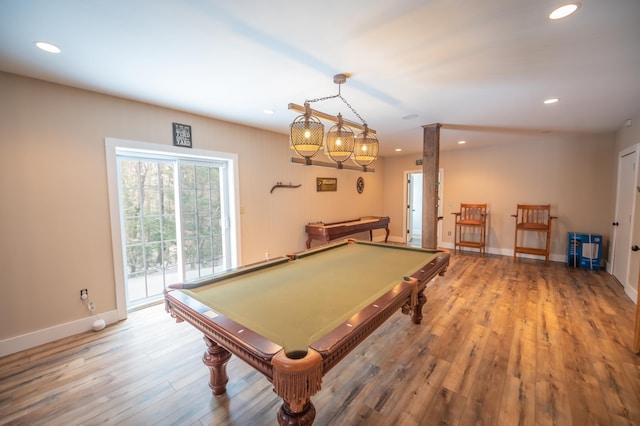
left=202, top=335, right=232, bottom=395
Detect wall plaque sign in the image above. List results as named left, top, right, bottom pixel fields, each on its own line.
left=316, top=177, right=337, bottom=192
left=173, top=123, right=192, bottom=148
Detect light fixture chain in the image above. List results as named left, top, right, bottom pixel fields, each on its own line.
left=305, top=93, right=340, bottom=104
left=338, top=95, right=366, bottom=126
left=305, top=93, right=367, bottom=126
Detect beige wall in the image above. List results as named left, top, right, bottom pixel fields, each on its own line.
left=384, top=133, right=617, bottom=261
left=0, top=72, right=385, bottom=342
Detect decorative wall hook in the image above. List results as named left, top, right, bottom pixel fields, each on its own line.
left=270, top=182, right=302, bottom=193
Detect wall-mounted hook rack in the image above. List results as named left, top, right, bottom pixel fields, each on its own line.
left=270, top=182, right=302, bottom=193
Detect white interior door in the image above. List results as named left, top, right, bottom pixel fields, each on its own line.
left=611, top=145, right=638, bottom=300
left=406, top=169, right=443, bottom=246
left=407, top=173, right=423, bottom=243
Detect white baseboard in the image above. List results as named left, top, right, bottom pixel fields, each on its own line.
left=0, top=310, right=120, bottom=358
left=604, top=262, right=637, bottom=304
left=624, top=284, right=638, bottom=305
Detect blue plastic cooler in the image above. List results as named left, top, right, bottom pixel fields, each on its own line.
left=567, top=232, right=602, bottom=270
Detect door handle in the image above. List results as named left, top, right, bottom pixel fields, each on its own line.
left=632, top=245, right=639, bottom=252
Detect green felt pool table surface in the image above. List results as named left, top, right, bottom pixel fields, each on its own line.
left=164, top=239, right=449, bottom=425
left=169, top=240, right=446, bottom=353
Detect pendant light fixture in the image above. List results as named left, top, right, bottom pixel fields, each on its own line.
left=289, top=74, right=379, bottom=171
left=353, top=124, right=379, bottom=172
left=289, top=102, right=325, bottom=165
left=325, top=113, right=355, bottom=168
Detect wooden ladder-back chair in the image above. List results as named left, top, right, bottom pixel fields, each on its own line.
left=512, top=204, right=557, bottom=264
left=452, top=203, right=487, bottom=256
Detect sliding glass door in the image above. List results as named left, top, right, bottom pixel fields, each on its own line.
left=117, top=152, right=232, bottom=309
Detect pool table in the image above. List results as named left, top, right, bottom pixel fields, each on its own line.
left=164, top=240, right=449, bottom=425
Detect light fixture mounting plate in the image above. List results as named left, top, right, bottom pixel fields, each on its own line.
left=333, top=74, right=347, bottom=84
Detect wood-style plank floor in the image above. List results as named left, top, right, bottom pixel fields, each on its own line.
left=1, top=253, right=639, bottom=425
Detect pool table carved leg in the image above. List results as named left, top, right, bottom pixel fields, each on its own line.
left=272, top=349, right=322, bottom=426
left=410, top=289, right=427, bottom=324
left=277, top=401, right=316, bottom=426
left=202, top=336, right=232, bottom=395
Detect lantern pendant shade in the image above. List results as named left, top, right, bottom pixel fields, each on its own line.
left=325, top=113, right=354, bottom=168
left=353, top=126, right=379, bottom=169
left=290, top=113, right=324, bottom=164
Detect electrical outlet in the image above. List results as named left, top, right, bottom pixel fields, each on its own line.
left=80, top=289, right=88, bottom=299
left=447, top=231, right=452, bottom=236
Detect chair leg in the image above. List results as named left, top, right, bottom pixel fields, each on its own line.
left=545, top=231, right=550, bottom=265
left=454, top=224, right=458, bottom=254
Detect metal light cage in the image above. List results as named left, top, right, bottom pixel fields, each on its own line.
left=290, top=112, right=324, bottom=165
left=324, top=114, right=355, bottom=168
left=353, top=125, right=379, bottom=171
left=289, top=74, right=379, bottom=170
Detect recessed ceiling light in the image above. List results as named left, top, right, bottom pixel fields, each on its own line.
left=549, top=3, right=580, bottom=20
left=395, top=148, right=402, bottom=152
left=458, top=140, right=466, bottom=144
left=263, top=109, right=275, bottom=114
left=34, top=41, right=61, bottom=53
left=544, top=98, right=559, bottom=104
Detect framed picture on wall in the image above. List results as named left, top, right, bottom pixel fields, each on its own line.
left=316, top=177, right=337, bottom=192
left=173, top=123, right=192, bottom=148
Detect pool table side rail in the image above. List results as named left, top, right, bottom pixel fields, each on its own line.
left=312, top=249, right=449, bottom=374
left=311, top=281, right=414, bottom=373
left=165, top=290, right=281, bottom=379
left=288, top=238, right=355, bottom=259
left=291, top=238, right=440, bottom=259
left=167, top=256, right=292, bottom=290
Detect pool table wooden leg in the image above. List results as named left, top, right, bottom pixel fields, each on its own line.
left=277, top=401, right=316, bottom=426
left=202, top=335, right=232, bottom=395
left=410, top=289, right=427, bottom=324
left=272, top=349, right=322, bottom=426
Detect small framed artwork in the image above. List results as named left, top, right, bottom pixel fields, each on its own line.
left=316, top=177, right=337, bottom=192
left=173, top=123, right=192, bottom=148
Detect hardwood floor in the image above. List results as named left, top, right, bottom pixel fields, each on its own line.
left=1, top=253, right=639, bottom=425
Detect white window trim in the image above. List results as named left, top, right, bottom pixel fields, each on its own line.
left=105, top=137, right=241, bottom=320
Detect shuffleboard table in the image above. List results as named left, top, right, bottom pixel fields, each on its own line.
left=164, top=240, right=449, bottom=425
left=305, top=216, right=390, bottom=248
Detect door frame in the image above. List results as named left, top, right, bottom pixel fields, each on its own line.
left=404, top=168, right=443, bottom=247
left=105, top=137, right=241, bottom=320
left=406, top=171, right=423, bottom=244
left=609, top=143, right=639, bottom=303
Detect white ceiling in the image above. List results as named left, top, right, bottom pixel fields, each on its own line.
left=1, top=0, right=639, bottom=157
